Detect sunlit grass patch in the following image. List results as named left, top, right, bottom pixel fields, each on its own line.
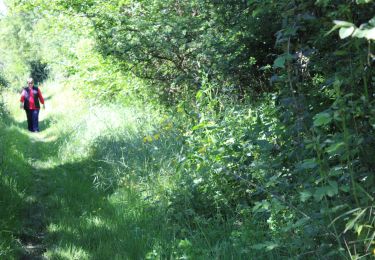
left=84, top=216, right=108, bottom=229
left=44, top=244, right=90, bottom=260
left=47, top=223, right=75, bottom=235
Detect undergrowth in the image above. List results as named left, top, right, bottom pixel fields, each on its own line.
left=1, top=74, right=374, bottom=259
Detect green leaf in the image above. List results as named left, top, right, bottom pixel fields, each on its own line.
left=251, top=241, right=279, bottom=251
left=327, top=180, right=339, bottom=196
left=339, top=26, right=355, bottom=39
left=252, top=200, right=271, bottom=213
left=193, top=178, right=203, bottom=185
left=333, top=20, right=355, bottom=27
left=251, top=244, right=266, bottom=250
left=326, top=20, right=355, bottom=37
left=364, top=28, right=375, bottom=40
left=273, top=54, right=292, bottom=69
left=314, top=187, right=326, bottom=202
left=313, top=112, right=332, bottom=126
left=297, top=159, right=318, bottom=170
left=314, top=186, right=333, bottom=202
left=352, top=28, right=367, bottom=38
left=344, top=208, right=367, bottom=233
left=356, top=0, right=373, bottom=4
left=356, top=225, right=364, bottom=236
left=293, top=218, right=310, bottom=228
left=196, top=90, right=203, bottom=100
left=252, top=7, right=263, bottom=17
left=192, top=121, right=215, bottom=131
left=326, top=142, right=345, bottom=155
left=340, top=185, right=350, bottom=192
left=314, top=182, right=339, bottom=201
left=300, top=191, right=312, bottom=202
left=273, top=56, right=286, bottom=68
left=354, top=27, right=375, bottom=40
left=265, top=242, right=279, bottom=251
left=256, top=139, right=273, bottom=151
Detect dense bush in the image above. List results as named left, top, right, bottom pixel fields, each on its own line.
left=29, top=59, right=49, bottom=84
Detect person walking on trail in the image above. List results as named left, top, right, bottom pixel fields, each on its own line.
left=19, top=78, right=45, bottom=132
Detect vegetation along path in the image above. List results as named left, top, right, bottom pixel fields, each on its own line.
left=2, top=82, right=179, bottom=259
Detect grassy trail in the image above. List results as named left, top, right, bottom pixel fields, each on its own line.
left=1, top=80, right=289, bottom=259
left=19, top=134, right=48, bottom=259
left=3, top=83, right=106, bottom=259
left=15, top=131, right=109, bottom=259
left=2, top=82, right=173, bottom=259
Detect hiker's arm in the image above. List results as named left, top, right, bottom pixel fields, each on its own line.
left=38, top=88, right=45, bottom=109
left=20, top=90, right=25, bottom=109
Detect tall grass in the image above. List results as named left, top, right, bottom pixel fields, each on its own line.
left=0, top=120, right=35, bottom=257
left=1, top=80, right=281, bottom=259
left=1, top=79, right=178, bottom=258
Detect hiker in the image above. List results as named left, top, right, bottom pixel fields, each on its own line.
left=19, top=78, right=45, bottom=132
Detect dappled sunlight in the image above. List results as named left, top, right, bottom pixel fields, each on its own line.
left=85, top=215, right=108, bottom=229
left=44, top=244, right=91, bottom=260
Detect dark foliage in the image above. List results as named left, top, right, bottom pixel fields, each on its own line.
left=29, top=59, right=49, bottom=84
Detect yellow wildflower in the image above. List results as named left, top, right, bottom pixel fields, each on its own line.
left=143, top=136, right=153, bottom=143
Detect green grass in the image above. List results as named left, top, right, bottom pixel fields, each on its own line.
left=0, top=80, right=179, bottom=259
left=0, top=117, right=39, bottom=258
left=0, top=80, right=279, bottom=259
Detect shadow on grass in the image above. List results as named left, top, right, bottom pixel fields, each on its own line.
left=3, top=109, right=54, bottom=133
left=2, top=113, right=254, bottom=259
left=39, top=117, right=55, bottom=132
left=31, top=155, right=173, bottom=259
left=0, top=119, right=40, bottom=257
left=0, top=174, right=26, bottom=255
left=1, top=110, right=277, bottom=260
left=2, top=123, right=62, bottom=164
left=38, top=129, right=183, bottom=259
left=1, top=115, right=176, bottom=259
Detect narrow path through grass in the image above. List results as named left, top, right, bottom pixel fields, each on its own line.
left=3, top=81, right=175, bottom=259
left=15, top=131, right=107, bottom=259
left=19, top=135, right=48, bottom=259
left=2, top=80, right=277, bottom=259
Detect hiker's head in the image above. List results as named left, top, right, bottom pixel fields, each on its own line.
left=27, top=78, right=34, bottom=86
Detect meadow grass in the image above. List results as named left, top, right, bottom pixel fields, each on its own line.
left=0, top=80, right=277, bottom=259
left=1, top=80, right=178, bottom=259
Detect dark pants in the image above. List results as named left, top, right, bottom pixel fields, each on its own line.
left=25, top=109, right=40, bottom=132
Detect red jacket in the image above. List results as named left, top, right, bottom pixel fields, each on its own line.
left=20, top=86, right=45, bottom=110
